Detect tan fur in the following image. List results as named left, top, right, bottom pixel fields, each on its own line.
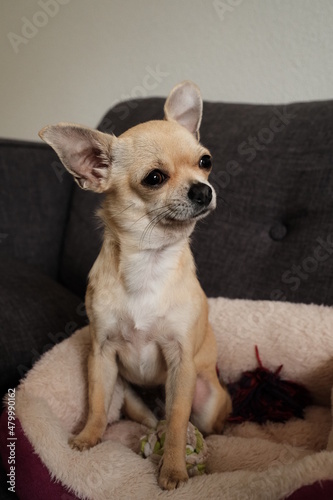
left=39, top=81, right=231, bottom=490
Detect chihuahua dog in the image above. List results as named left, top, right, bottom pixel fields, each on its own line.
left=39, top=81, right=231, bottom=490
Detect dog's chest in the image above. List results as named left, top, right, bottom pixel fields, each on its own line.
left=115, top=293, right=171, bottom=385
left=119, top=246, right=180, bottom=330
left=121, top=298, right=159, bottom=337
left=106, top=247, right=185, bottom=384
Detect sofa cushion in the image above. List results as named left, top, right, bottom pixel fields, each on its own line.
left=60, top=98, right=333, bottom=305
left=0, top=258, right=87, bottom=400
left=0, top=139, right=74, bottom=279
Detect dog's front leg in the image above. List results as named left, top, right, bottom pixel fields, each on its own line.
left=158, top=345, right=196, bottom=490
left=69, top=330, right=118, bottom=451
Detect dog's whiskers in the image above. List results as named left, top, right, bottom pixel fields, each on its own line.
left=118, top=202, right=135, bottom=215
left=140, top=208, right=172, bottom=247
left=132, top=204, right=173, bottom=229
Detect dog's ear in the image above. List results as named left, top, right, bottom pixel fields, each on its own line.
left=164, top=81, right=203, bottom=139
left=39, top=123, right=114, bottom=192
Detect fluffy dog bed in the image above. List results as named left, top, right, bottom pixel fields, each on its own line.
left=2, top=297, right=333, bottom=499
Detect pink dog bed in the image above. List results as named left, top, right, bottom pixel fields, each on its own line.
left=2, top=297, right=333, bottom=499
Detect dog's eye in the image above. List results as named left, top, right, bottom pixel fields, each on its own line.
left=199, top=155, right=212, bottom=170
left=142, top=169, right=167, bottom=187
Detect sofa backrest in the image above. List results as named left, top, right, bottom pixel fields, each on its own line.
left=0, top=139, right=74, bottom=279
left=59, top=97, right=333, bottom=306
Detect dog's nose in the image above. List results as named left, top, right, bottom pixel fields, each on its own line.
left=188, top=183, right=212, bottom=207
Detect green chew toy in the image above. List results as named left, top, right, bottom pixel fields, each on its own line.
left=140, top=420, right=208, bottom=477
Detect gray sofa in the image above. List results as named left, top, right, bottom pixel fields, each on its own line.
left=0, top=96, right=332, bottom=499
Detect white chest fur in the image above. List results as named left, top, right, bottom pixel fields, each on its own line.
left=92, top=240, right=194, bottom=384
left=120, top=243, right=184, bottom=331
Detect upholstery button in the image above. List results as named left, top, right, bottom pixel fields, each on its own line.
left=269, top=223, right=288, bottom=241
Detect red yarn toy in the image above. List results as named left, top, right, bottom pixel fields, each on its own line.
left=227, top=346, right=312, bottom=424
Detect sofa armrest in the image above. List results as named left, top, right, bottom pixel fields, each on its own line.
left=0, top=139, right=74, bottom=279
left=0, top=257, right=87, bottom=400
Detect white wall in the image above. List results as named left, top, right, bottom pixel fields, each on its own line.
left=1, top=0, right=333, bottom=141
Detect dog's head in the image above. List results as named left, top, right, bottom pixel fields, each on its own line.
left=39, top=81, right=216, bottom=248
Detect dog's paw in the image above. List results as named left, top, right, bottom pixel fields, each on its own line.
left=158, top=463, right=188, bottom=490
left=68, top=434, right=101, bottom=452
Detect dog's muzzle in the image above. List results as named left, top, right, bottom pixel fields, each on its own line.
left=164, top=182, right=215, bottom=224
